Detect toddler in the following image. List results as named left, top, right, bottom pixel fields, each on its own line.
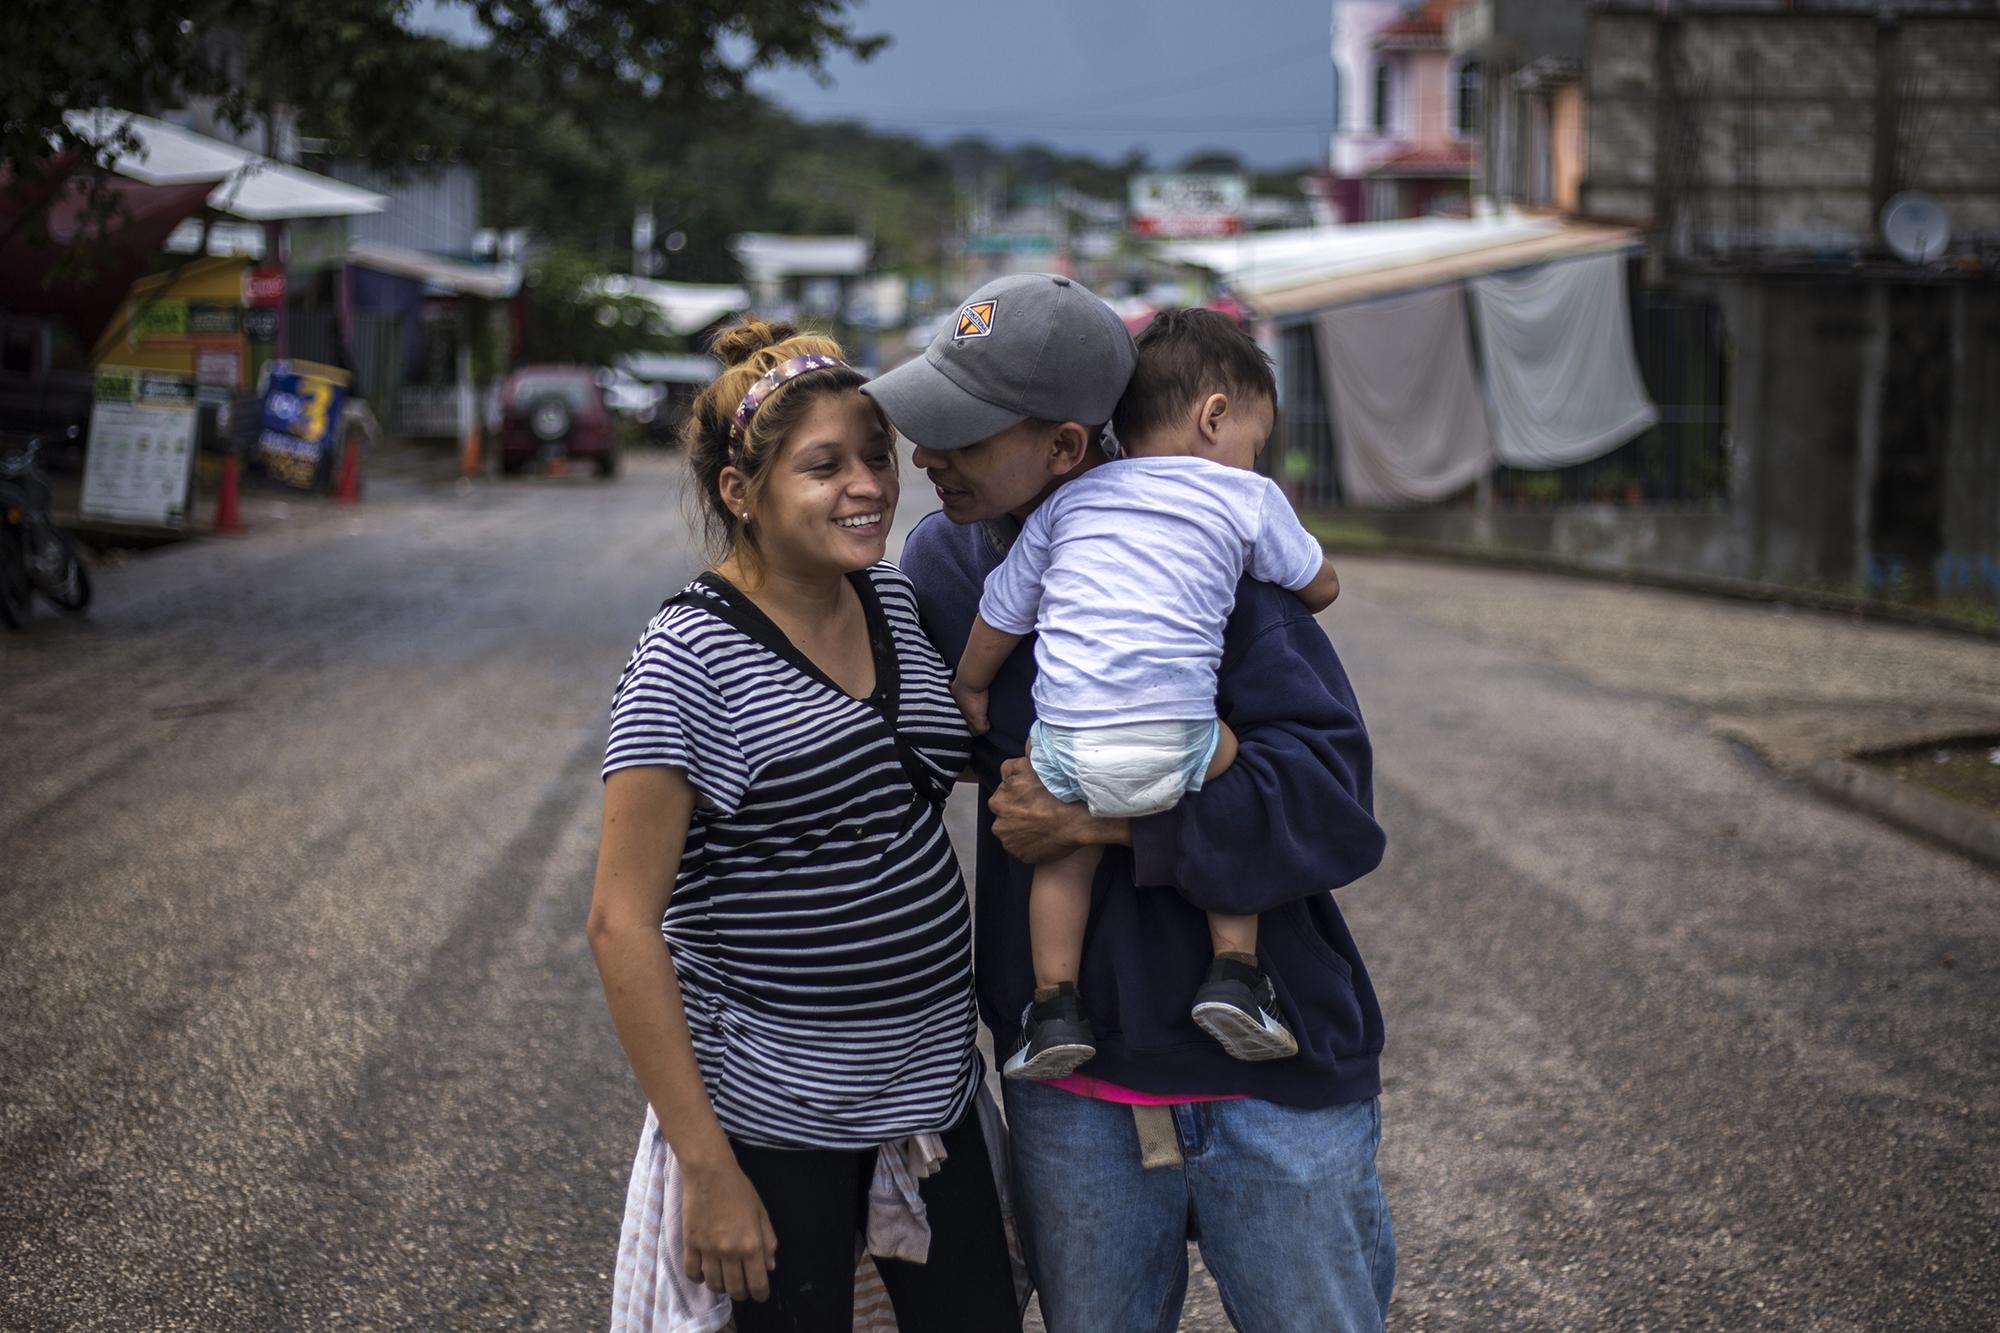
left=951, top=308, right=1342, bottom=1080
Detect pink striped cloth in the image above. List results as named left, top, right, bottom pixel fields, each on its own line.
left=608, top=1087, right=1028, bottom=1332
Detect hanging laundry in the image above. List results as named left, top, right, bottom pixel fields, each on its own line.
left=1471, top=252, right=1658, bottom=470
left=1315, top=284, right=1496, bottom=509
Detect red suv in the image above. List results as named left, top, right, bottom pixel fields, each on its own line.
left=498, top=366, right=620, bottom=477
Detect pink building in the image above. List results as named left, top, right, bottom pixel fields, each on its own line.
left=1323, top=1, right=1481, bottom=223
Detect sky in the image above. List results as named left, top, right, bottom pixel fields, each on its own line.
left=749, top=0, right=1337, bottom=170
left=413, top=0, right=1339, bottom=171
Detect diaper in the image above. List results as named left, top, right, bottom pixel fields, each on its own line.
left=1027, top=718, right=1223, bottom=819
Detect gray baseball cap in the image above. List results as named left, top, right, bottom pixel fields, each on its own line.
left=862, top=273, right=1137, bottom=451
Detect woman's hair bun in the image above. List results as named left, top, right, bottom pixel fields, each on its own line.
left=711, top=319, right=801, bottom=368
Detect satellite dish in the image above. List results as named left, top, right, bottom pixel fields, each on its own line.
left=1881, top=191, right=1950, bottom=263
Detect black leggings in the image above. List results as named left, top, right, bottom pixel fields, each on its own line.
left=727, top=1099, right=1020, bottom=1333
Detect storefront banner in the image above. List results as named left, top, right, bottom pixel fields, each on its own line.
left=82, top=367, right=198, bottom=525
left=256, top=359, right=351, bottom=490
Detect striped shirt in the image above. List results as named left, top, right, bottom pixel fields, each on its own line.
left=603, top=562, right=980, bottom=1150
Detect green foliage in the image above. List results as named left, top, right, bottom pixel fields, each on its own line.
left=516, top=246, right=671, bottom=367
left=0, top=0, right=882, bottom=243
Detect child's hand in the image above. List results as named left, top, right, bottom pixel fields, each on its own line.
left=950, top=678, right=991, bottom=735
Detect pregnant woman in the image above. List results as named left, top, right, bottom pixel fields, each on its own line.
left=588, top=320, right=1017, bottom=1332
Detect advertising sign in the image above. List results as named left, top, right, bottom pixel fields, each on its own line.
left=243, top=307, right=279, bottom=343
left=1129, top=174, right=1248, bottom=239
left=82, top=367, right=198, bottom=525
left=256, top=360, right=351, bottom=490
left=244, top=266, right=288, bottom=307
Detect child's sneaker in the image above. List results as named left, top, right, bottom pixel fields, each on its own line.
left=1002, top=983, right=1097, bottom=1080
left=1191, top=957, right=1298, bottom=1061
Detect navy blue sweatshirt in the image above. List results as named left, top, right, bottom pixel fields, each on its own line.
left=900, top=510, right=1388, bottom=1107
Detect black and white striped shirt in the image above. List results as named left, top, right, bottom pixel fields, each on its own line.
left=603, top=562, right=979, bottom=1149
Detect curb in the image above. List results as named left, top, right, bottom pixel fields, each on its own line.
left=1806, top=759, right=2000, bottom=872
left=1313, top=533, right=2000, bottom=643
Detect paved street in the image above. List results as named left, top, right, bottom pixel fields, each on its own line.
left=2, top=450, right=1994, bottom=1330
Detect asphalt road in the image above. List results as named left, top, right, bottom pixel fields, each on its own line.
left=1, top=450, right=1993, bottom=1330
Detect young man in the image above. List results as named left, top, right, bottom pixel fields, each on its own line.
left=864, top=273, right=1395, bottom=1332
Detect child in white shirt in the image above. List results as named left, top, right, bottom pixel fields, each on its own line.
left=951, top=309, right=1342, bottom=1080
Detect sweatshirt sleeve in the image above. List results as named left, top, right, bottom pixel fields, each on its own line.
left=976, top=500, right=1056, bottom=636
left=1129, top=587, right=1384, bottom=914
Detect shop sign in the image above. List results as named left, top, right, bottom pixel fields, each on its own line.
left=965, top=234, right=1059, bottom=254
left=1129, top=174, right=1247, bottom=239
left=131, top=298, right=190, bottom=341
left=244, top=266, right=288, bottom=307
left=188, top=304, right=241, bottom=336
left=256, top=359, right=351, bottom=490
left=82, top=367, right=198, bottom=525
left=243, top=307, right=280, bottom=343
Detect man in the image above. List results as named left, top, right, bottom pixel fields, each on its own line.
left=864, top=273, right=1394, bottom=1332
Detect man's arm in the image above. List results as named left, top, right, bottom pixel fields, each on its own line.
left=1129, top=587, right=1383, bottom=916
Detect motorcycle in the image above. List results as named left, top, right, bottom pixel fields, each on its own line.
left=0, top=438, right=92, bottom=628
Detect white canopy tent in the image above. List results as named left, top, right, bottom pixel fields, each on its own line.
left=64, top=110, right=387, bottom=222
left=728, top=234, right=870, bottom=283
left=594, top=276, right=748, bottom=336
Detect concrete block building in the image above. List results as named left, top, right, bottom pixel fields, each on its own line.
left=1582, top=0, right=2000, bottom=593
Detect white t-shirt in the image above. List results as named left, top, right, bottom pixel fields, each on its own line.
left=978, top=456, right=1326, bottom=728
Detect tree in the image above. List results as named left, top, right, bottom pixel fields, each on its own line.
left=516, top=246, right=669, bottom=367
left=1177, top=150, right=1246, bottom=175
left=0, top=0, right=882, bottom=242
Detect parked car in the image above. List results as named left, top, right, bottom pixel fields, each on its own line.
left=498, top=366, right=619, bottom=477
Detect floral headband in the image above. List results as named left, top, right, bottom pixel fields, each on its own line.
left=729, top=354, right=847, bottom=443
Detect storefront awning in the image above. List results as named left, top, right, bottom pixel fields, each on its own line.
left=595, top=276, right=748, bottom=335
left=64, top=110, right=387, bottom=222
left=0, top=165, right=222, bottom=344
left=1162, top=212, right=1640, bottom=319
left=348, top=242, right=521, bottom=299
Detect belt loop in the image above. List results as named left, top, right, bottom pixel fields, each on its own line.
left=1132, top=1104, right=1183, bottom=1169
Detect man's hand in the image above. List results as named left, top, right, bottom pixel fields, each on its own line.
left=950, top=678, right=990, bottom=734
left=989, top=756, right=1129, bottom=864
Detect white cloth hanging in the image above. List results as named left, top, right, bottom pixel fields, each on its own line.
left=1315, top=285, right=1495, bottom=509
left=1471, top=252, right=1658, bottom=470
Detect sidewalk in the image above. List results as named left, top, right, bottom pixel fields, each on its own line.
left=1336, top=554, right=2000, bottom=868
left=52, top=436, right=467, bottom=548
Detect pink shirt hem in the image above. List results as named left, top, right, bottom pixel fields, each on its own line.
left=1047, top=1073, right=1247, bottom=1106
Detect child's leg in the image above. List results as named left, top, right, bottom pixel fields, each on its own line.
left=1204, top=720, right=1238, bottom=782
left=1206, top=910, right=1258, bottom=964
left=1005, top=843, right=1103, bottom=1081
left=1030, top=844, right=1104, bottom=995
left=1192, top=908, right=1297, bottom=1063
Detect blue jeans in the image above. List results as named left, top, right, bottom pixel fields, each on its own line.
left=1004, top=1080, right=1395, bottom=1333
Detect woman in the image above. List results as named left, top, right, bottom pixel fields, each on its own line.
left=588, top=320, right=1018, bottom=1333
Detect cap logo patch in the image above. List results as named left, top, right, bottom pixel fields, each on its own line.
left=955, top=299, right=997, bottom=340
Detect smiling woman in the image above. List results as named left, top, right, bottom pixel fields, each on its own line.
left=588, top=320, right=1019, bottom=1332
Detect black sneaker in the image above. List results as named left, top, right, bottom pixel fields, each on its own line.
left=1002, top=984, right=1097, bottom=1080
left=1191, top=958, right=1298, bottom=1062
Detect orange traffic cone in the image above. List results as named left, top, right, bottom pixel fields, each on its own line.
left=215, top=454, right=244, bottom=533
left=334, top=432, right=361, bottom=505
left=460, top=421, right=483, bottom=479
